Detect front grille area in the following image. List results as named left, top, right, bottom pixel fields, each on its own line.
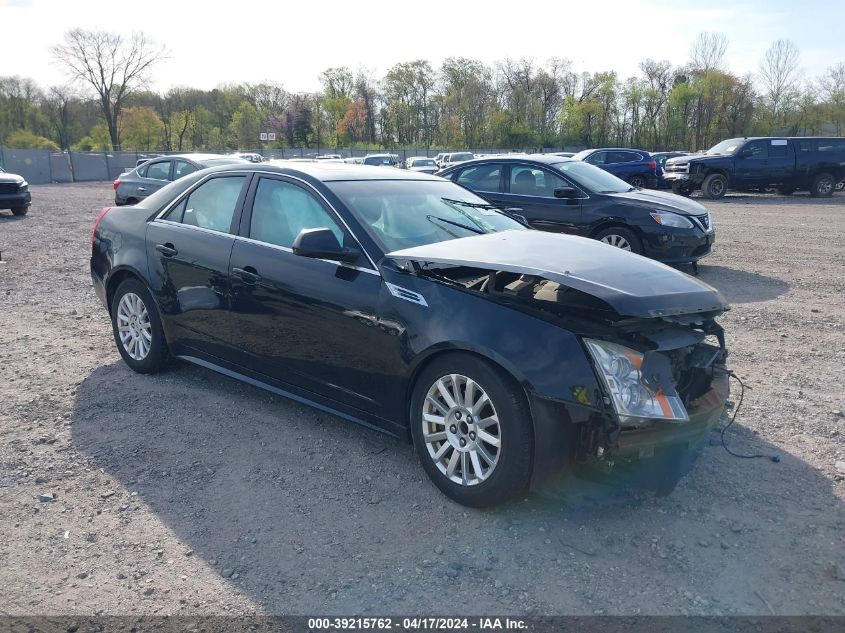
left=664, top=163, right=689, bottom=173
left=0, top=183, right=21, bottom=195
left=693, top=214, right=710, bottom=231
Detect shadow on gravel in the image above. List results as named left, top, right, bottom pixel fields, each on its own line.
left=696, top=265, right=790, bottom=304
left=0, top=213, right=27, bottom=222
left=70, top=360, right=844, bottom=615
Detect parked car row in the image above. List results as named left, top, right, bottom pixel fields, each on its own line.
left=91, top=159, right=731, bottom=506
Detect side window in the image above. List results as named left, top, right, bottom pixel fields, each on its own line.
left=586, top=151, right=606, bottom=165
left=456, top=164, right=502, bottom=192
left=165, top=176, right=245, bottom=233
left=768, top=140, right=788, bottom=158
left=510, top=166, right=568, bottom=197
left=745, top=141, right=768, bottom=159
left=249, top=178, right=345, bottom=249
left=144, top=160, right=171, bottom=180
left=173, top=160, right=198, bottom=180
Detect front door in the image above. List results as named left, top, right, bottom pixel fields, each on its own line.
left=227, top=175, right=396, bottom=416
left=146, top=173, right=250, bottom=357
left=498, top=164, right=583, bottom=234
left=735, top=140, right=770, bottom=187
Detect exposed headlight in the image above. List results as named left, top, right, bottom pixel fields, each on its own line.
left=19, top=180, right=28, bottom=189
left=584, top=339, right=689, bottom=424
left=650, top=211, right=693, bottom=228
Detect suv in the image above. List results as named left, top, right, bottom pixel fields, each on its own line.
left=0, top=166, right=31, bottom=216
left=572, top=148, right=658, bottom=189
left=440, top=152, right=474, bottom=170
left=662, top=137, right=845, bottom=199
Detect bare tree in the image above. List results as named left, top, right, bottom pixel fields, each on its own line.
left=51, top=29, right=165, bottom=150
left=43, top=85, right=77, bottom=150
left=690, top=32, right=728, bottom=73
left=759, top=39, right=801, bottom=121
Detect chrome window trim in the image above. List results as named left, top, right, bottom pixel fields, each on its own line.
left=510, top=162, right=591, bottom=200
left=232, top=234, right=381, bottom=277
left=152, top=169, right=381, bottom=275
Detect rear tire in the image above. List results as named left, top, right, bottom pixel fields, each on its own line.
left=110, top=278, right=170, bottom=374
left=776, top=186, right=794, bottom=195
left=410, top=353, right=533, bottom=507
left=125, top=197, right=139, bottom=205
left=594, top=226, right=643, bottom=255
left=701, top=173, right=728, bottom=199
left=11, top=206, right=28, bottom=216
left=628, top=174, right=647, bottom=189
left=810, top=173, right=836, bottom=198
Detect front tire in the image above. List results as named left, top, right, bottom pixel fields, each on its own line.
left=110, top=278, right=169, bottom=374
left=594, top=226, right=643, bottom=255
left=701, top=173, right=728, bottom=199
left=671, top=182, right=694, bottom=197
left=810, top=173, right=836, bottom=198
left=11, top=206, right=28, bottom=216
left=410, top=354, right=532, bottom=507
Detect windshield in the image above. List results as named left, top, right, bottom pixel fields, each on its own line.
left=327, top=179, right=525, bottom=253
left=450, top=153, right=473, bottom=162
left=551, top=161, right=632, bottom=194
left=705, top=139, right=743, bottom=156
left=411, top=159, right=436, bottom=167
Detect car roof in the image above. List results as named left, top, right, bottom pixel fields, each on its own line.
left=442, top=154, right=572, bottom=169
left=206, top=162, right=442, bottom=182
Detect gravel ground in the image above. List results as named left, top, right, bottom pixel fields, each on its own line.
left=1, top=183, right=844, bottom=617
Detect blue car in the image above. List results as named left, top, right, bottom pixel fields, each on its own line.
left=572, top=148, right=657, bottom=189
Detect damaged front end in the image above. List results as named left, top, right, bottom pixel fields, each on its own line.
left=387, top=231, right=732, bottom=486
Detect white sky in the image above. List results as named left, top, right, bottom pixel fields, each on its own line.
left=1, top=0, right=843, bottom=93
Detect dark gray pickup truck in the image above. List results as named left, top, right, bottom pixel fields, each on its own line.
left=662, top=137, right=845, bottom=199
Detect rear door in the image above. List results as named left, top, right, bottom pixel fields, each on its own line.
left=763, top=139, right=793, bottom=184
left=146, top=173, right=250, bottom=357
left=137, top=159, right=172, bottom=197
left=227, top=175, right=394, bottom=415
left=498, top=163, right=583, bottom=234
left=453, top=162, right=505, bottom=204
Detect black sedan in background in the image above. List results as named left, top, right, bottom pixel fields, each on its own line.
left=91, top=163, right=730, bottom=506
left=0, top=166, right=31, bottom=216
left=439, top=155, right=714, bottom=265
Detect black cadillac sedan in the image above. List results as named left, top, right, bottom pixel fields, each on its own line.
left=438, top=155, right=714, bottom=265
left=91, top=163, right=730, bottom=506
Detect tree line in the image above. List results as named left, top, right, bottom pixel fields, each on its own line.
left=1, top=30, right=843, bottom=153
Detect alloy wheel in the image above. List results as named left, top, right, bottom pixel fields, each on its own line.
left=422, top=374, right=501, bottom=486
left=818, top=178, right=834, bottom=195
left=116, top=292, right=152, bottom=361
left=600, top=234, right=632, bottom=250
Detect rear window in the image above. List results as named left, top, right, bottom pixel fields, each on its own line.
left=450, top=153, right=474, bottom=161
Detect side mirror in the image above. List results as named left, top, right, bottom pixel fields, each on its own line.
left=554, top=186, right=577, bottom=198
left=292, top=227, right=360, bottom=263
left=739, top=148, right=753, bottom=158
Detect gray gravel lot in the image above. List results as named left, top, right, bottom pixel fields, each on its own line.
left=1, top=183, right=844, bottom=616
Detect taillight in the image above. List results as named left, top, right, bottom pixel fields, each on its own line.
left=92, top=206, right=110, bottom=250
left=649, top=161, right=657, bottom=171
left=113, top=179, right=120, bottom=191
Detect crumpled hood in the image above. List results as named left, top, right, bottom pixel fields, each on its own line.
left=607, top=188, right=708, bottom=215
left=386, top=230, right=728, bottom=318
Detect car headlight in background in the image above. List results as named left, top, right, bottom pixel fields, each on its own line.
left=584, top=338, right=689, bottom=424
left=650, top=211, right=693, bottom=228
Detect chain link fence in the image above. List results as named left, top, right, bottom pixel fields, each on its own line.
left=0, top=147, right=581, bottom=185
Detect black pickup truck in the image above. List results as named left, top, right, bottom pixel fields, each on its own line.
left=662, top=137, right=845, bottom=199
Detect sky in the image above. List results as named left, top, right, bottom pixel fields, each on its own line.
left=1, top=0, right=843, bottom=93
